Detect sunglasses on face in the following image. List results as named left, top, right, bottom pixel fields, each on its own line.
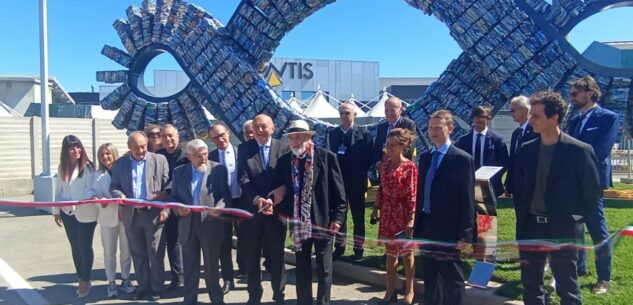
left=147, top=132, right=160, bottom=137
left=339, top=111, right=352, bottom=115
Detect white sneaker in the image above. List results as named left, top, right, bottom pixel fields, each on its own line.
left=120, top=279, right=136, bottom=294
left=106, top=281, right=118, bottom=298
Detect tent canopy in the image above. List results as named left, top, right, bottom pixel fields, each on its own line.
left=343, top=94, right=367, bottom=117
left=366, top=91, right=395, bottom=118
left=303, top=89, right=340, bottom=119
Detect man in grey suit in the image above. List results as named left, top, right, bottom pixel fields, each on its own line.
left=110, top=131, right=170, bottom=301
left=168, top=139, right=231, bottom=305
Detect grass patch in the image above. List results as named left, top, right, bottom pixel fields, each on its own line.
left=285, top=197, right=633, bottom=304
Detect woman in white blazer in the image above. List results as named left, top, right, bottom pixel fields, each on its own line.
left=52, top=135, right=97, bottom=299
left=88, top=143, right=136, bottom=298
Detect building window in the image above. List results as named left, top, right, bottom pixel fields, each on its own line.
left=282, top=91, right=295, bottom=100
left=301, top=91, right=316, bottom=100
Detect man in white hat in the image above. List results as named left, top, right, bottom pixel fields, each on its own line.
left=268, top=119, right=347, bottom=305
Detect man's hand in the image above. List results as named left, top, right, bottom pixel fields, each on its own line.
left=329, top=221, right=341, bottom=233
left=53, top=214, right=62, bottom=227
left=176, top=207, right=190, bottom=217
left=159, top=209, right=170, bottom=223
left=256, top=197, right=274, bottom=215
left=455, top=240, right=468, bottom=251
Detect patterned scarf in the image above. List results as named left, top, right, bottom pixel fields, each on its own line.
left=291, top=141, right=314, bottom=252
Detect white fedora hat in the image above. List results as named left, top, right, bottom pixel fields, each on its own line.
left=284, top=119, right=316, bottom=136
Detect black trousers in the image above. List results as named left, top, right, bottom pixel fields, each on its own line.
left=519, top=217, right=581, bottom=305
left=242, top=214, right=286, bottom=303
left=163, top=213, right=183, bottom=282
left=418, top=216, right=464, bottom=305
left=335, top=188, right=366, bottom=253
left=295, top=237, right=334, bottom=305
left=219, top=221, right=235, bottom=282
left=60, top=212, right=96, bottom=281
left=182, top=216, right=224, bottom=305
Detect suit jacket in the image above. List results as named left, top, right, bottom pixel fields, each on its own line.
left=237, top=138, right=290, bottom=214
left=209, top=145, right=238, bottom=164
left=413, top=145, right=476, bottom=243
left=167, top=161, right=230, bottom=245
left=110, top=152, right=170, bottom=228
left=505, top=124, right=539, bottom=194
left=274, top=147, right=348, bottom=229
left=566, top=105, right=619, bottom=189
left=513, top=133, right=601, bottom=240
left=155, top=146, right=190, bottom=186
left=455, top=129, right=509, bottom=197
left=326, top=125, right=374, bottom=196
left=373, top=117, right=417, bottom=163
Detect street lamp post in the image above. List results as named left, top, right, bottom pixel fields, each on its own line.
left=34, top=0, right=56, bottom=206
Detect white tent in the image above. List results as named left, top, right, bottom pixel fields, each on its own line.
left=303, top=89, right=340, bottom=118
left=286, top=93, right=304, bottom=113
left=344, top=94, right=367, bottom=117
left=366, top=90, right=395, bottom=118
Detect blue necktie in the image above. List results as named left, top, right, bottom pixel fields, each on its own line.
left=423, top=151, right=441, bottom=214
left=260, top=145, right=269, bottom=168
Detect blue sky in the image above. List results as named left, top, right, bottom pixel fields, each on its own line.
left=1, top=0, right=632, bottom=92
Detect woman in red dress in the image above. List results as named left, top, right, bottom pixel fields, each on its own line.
left=371, top=128, right=418, bottom=305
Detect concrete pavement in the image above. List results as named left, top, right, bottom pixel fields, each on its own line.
left=0, top=203, right=385, bottom=305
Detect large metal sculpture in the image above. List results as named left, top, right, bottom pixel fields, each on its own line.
left=97, top=0, right=633, bottom=147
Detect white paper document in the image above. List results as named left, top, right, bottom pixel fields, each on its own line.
left=475, top=166, right=503, bottom=182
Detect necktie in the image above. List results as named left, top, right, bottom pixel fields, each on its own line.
left=423, top=151, right=441, bottom=214
left=260, top=145, right=269, bottom=168
left=474, top=133, right=483, bottom=169
left=514, top=128, right=524, bottom=153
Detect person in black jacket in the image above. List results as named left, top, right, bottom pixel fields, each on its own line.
left=269, top=120, right=347, bottom=305
left=513, top=91, right=600, bottom=305
left=414, top=110, right=475, bottom=305
left=237, top=114, right=290, bottom=305
left=505, top=96, right=538, bottom=196
left=373, top=96, right=417, bottom=164
left=455, top=105, right=509, bottom=197
left=327, top=102, right=374, bottom=260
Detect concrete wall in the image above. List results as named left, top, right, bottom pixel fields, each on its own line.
left=0, top=117, right=128, bottom=196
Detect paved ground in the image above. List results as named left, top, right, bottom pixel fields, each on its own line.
left=0, top=201, right=387, bottom=305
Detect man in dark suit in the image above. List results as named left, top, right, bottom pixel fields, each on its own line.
left=155, top=124, right=188, bottom=290
left=327, top=102, right=374, bottom=260
left=514, top=91, right=600, bottom=305
left=413, top=110, right=475, bottom=305
left=373, top=96, right=417, bottom=164
left=455, top=104, right=509, bottom=197
left=110, top=131, right=170, bottom=301
left=168, top=139, right=230, bottom=305
left=505, top=96, right=539, bottom=196
left=269, top=120, right=347, bottom=305
left=237, top=114, right=290, bottom=305
left=208, top=123, right=241, bottom=293
left=566, top=76, right=619, bottom=294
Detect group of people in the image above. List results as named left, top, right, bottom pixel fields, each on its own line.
left=52, top=75, right=618, bottom=305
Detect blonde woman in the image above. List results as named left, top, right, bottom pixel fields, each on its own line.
left=53, top=135, right=97, bottom=299
left=88, top=143, right=136, bottom=298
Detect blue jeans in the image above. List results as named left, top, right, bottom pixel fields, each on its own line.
left=577, top=197, right=611, bottom=281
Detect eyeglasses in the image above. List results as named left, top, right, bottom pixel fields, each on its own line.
left=569, top=91, right=582, bottom=98
left=147, top=132, right=160, bottom=137
left=339, top=111, right=352, bottom=115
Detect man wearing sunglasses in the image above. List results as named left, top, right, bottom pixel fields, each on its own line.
left=327, top=102, right=374, bottom=261
left=566, top=76, right=619, bottom=295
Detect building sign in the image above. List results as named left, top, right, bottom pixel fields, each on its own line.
left=262, top=61, right=314, bottom=87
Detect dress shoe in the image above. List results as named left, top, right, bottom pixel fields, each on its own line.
left=146, top=292, right=160, bottom=301
left=236, top=270, right=247, bottom=279
left=134, top=290, right=149, bottom=300
left=167, top=279, right=183, bottom=291
left=591, top=280, right=610, bottom=294
left=332, top=247, right=345, bottom=260
left=222, top=280, right=234, bottom=294
left=351, top=251, right=363, bottom=262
